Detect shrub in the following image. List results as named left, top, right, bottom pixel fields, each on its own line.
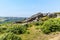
left=0, top=27, right=7, bottom=33
left=26, top=30, right=30, bottom=34
left=34, top=22, right=40, bottom=26
left=40, top=16, right=49, bottom=21
left=0, top=33, right=22, bottom=40
left=6, top=25, right=27, bottom=34
left=24, top=23, right=32, bottom=28
left=41, top=18, right=60, bottom=34
left=34, top=21, right=43, bottom=26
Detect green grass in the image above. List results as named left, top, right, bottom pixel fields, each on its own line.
left=0, top=18, right=60, bottom=40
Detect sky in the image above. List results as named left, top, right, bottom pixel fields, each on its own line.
left=0, top=0, right=60, bottom=17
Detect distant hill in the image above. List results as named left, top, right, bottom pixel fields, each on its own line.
left=0, top=17, right=27, bottom=23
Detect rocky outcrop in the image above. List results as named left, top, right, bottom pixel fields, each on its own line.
left=24, top=12, right=48, bottom=22
left=24, top=12, right=43, bottom=22
left=24, top=12, right=59, bottom=22
left=15, top=12, right=60, bottom=23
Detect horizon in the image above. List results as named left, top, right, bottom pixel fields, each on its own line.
left=0, top=0, right=60, bottom=17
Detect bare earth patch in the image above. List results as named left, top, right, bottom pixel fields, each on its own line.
left=49, top=32, right=60, bottom=40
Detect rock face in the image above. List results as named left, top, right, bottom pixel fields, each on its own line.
left=25, top=12, right=59, bottom=22
left=55, top=12, right=60, bottom=18
left=25, top=12, right=49, bottom=22
left=48, top=13, right=57, bottom=18
left=25, top=12, right=43, bottom=22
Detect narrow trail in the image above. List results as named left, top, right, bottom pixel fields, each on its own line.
left=49, top=33, right=60, bottom=40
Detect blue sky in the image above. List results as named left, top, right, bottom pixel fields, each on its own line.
left=0, top=0, right=60, bottom=17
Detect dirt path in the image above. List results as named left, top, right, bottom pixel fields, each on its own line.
left=49, top=33, right=60, bottom=40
